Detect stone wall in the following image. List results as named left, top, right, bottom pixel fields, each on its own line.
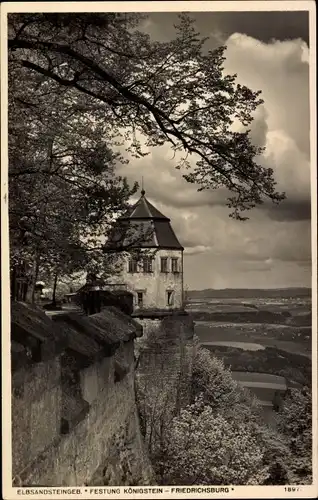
left=134, top=313, right=195, bottom=456
left=11, top=302, right=154, bottom=487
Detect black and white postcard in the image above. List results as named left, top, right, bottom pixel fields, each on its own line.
left=1, top=1, right=317, bottom=499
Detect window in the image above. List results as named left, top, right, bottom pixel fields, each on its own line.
left=128, top=259, right=138, bottom=273
left=171, top=258, right=179, bottom=273
left=167, top=290, right=174, bottom=306
left=161, top=257, right=168, bottom=273
left=137, top=292, right=144, bottom=307
left=143, top=257, right=153, bottom=273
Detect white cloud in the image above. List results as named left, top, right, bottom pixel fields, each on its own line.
left=115, top=33, right=311, bottom=288
left=184, top=245, right=212, bottom=256
left=225, top=34, right=310, bottom=158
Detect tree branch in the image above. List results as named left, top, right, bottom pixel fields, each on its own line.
left=11, top=40, right=247, bottom=184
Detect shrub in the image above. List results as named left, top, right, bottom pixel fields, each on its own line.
left=158, top=398, right=269, bottom=485
left=276, top=387, right=312, bottom=484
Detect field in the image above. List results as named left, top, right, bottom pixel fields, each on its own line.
left=186, top=293, right=312, bottom=406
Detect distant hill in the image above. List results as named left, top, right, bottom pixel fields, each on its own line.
left=187, top=288, right=311, bottom=299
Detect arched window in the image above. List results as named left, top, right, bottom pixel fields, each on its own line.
left=166, top=290, right=174, bottom=306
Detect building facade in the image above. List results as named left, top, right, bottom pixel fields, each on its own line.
left=107, top=190, right=184, bottom=314
left=106, top=190, right=194, bottom=444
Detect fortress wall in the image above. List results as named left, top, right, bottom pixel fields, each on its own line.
left=12, top=357, right=62, bottom=477
left=134, top=313, right=195, bottom=455
left=11, top=302, right=153, bottom=487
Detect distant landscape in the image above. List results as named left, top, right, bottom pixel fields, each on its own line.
left=185, top=288, right=312, bottom=419
left=187, top=287, right=311, bottom=299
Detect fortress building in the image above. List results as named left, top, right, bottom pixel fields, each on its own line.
left=107, top=189, right=185, bottom=317
left=106, top=189, right=194, bottom=455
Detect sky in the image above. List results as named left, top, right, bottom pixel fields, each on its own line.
left=116, top=10, right=312, bottom=290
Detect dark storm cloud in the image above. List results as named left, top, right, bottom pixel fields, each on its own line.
left=151, top=188, right=228, bottom=210
left=197, top=11, right=309, bottom=45
left=145, top=11, right=309, bottom=45
left=266, top=198, right=311, bottom=222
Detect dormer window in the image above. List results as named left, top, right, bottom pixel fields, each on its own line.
left=171, top=258, right=179, bottom=273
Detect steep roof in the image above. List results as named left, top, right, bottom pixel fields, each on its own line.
left=108, top=190, right=183, bottom=250
left=122, top=191, right=169, bottom=220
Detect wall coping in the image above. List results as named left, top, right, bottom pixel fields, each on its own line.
left=132, top=308, right=188, bottom=319
left=11, top=302, right=142, bottom=368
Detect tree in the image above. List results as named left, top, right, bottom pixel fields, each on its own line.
left=8, top=12, right=285, bottom=221
left=264, top=462, right=289, bottom=485
left=276, top=387, right=312, bottom=484
left=191, top=348, right=312, bottom=486
left=191, top=344, right=263, bottom=422
left=137, top=341, right=292, bottom=485
left=8, top=57, right=142, bottom=300
left=158, top=397, right=269, bottom=485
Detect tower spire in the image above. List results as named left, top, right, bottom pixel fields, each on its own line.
left=141, top=176, right=145, bottom=196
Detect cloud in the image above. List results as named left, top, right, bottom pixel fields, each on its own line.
left=209, top=11, right=310, bottom=46
left=115, top=28, right=311, bottom=288
left=184, top=245, right=212, bottom=256
left=223, top=34, right=311, bottom=226
left=266, top=199, right=311, bottom=222
left=225, top=34, right=310, bottom=158
left=142, top=11, right=309, bottom=46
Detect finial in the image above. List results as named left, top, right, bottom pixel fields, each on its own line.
left=141, top=176, right=145, bottom=196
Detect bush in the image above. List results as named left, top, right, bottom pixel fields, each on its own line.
left=137, top=341, right=311, bottom=486
left=157, top=398, right=268, bottom=485
left=157, top=346, right=310, bottom=486
left=276, top=387, right=312, bottom=484
left=191, top=346, right=263, bottom=422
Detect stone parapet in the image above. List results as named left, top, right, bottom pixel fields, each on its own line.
left=10, top=301, right=153, bottom=487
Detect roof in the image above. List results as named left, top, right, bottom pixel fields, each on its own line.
left=122, top=191, right=169, bottom=220
left=108, top=191, right=183, bottom=250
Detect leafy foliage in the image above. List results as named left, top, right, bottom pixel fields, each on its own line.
left=276, top=387, right=312, bottom=484
left=8, top=44, right=139, bottom=296
left=159, top=398, right=268, bottom=485
left=137, top=339, right=311, bottom=486
left=8, top=12, right=285, bottom=221
left=191, top=344, right=263, bottom=421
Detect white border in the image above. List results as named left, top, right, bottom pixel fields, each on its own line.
left=1, top=2, right=317, bottom=499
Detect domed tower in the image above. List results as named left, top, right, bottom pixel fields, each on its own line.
left=107, top=189, right=184, bottom=315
